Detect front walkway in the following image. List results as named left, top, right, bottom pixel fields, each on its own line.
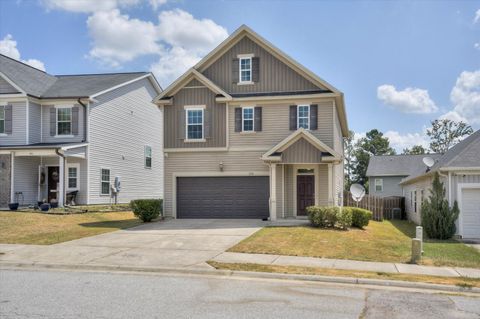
left=212, top=252, right=480, bottom=278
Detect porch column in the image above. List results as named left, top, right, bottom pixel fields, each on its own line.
left=10, top=152, right=15, bottom=203
left=270, top=163, right=277, bottom=221
left=328, top=163, right=333, bottom=206
left=58, top=156, right=65, bottom=207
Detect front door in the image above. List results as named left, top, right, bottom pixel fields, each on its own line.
left=297, top=175, right=315, bottom=216
left=47, top=166, right=60, bottom=202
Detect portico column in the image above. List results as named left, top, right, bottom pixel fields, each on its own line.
left=328, top=163, right=333, bottom=206
left=270, top=163, right=277, bottom=221
left=58, top=156, right=65, bottom=207
left=10, top=152, right=15, bottom=203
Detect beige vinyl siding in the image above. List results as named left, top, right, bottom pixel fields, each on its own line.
left=202, top=36, right=322, bottom=94
left=318, top=164, right=329, bottom=206
left=282, top=138, right=322, bottom=163
left=164, top=87, right=226, bottom=149
left=41, top=103, right=85, bottom=143
left=164, top=151, right=269, bottom=217
left=0, top=154, right=11, bottom=206
left=333, top=108, right=344, bottom=203
left=285, top=165, right=295, bottom=217
left=228, top=100, right=334, bottom=149
left=13, top=156, right=41, bottom=204
left=404, top=176, right=433, bottom=225
left=0, top=76, right=19, bottom=94
left=276, top=164, right=283, bottom=219
left=0, top=100, right=27, bottom=145
left=450, top=173, right=480, bottom=203
left=29, top=101, right=41, bottom=144
left=88, top=78, right=163, bottom=204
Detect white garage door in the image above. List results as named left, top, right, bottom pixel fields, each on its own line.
left=462, top=188, right=480, bottom=238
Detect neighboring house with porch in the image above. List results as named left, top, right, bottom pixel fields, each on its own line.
left=155, top=25, right=348, bottom=220
left=0, top=54, right=163, bottom=207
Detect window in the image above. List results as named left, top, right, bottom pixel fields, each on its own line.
left=297, top=168, right=314, bottom=174
left=239, top=57, right=252, bottom=83
left=242, top=107, right=254, bottom=132
left=414, top=190, right=417, bottom=213
left=145, top=146, right=152, bottom=168
left=0, top=106, right=4, bottom=134
left=186, top=108, right=204, bottom=140
left=67, top=164, right=79, bottom=190
left=101, top=169, right=110, bottom=195
left=57, top=107, right=72, bottom=135
left=375, top=178, right=383, bottom=192
left=297, top=105, right=310, bottom=129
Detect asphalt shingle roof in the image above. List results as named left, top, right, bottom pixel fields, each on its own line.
left=0, top=54, right=148, bottom=98
left=366, top=154, right=442, bottom=177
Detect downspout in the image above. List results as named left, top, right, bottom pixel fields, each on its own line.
left=55, top=148, right=66, bottom=207
left=77, top=98, right=88, bottom=142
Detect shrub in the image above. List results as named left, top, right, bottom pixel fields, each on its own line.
left=336, top=208, right=352, bottom=230
left=130, top=199, right=163, bottom=222
left=350, top=207, right=373, bottom=229
left=421, top=172, right=459, bottom=239
left=307, top=206, right=340, bottom=228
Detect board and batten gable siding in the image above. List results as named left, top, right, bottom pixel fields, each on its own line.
left=228, top=100, right=334, bottom=149
left=88, top=77, right=163, bottom=204
left=282, top=138, right=322, bottom=163
left=41, top=103, right=85, bottom=143
left=369, top=176, right=406, bottom=198
left=164, top=86, right=226, bottom=149
left=202, top=36, right=322, bottom=94
left=29, top=101, right=41, bottom=144
left=0, top=100, right=27, bottom=145
left=0, top=76, right=20, bottom=94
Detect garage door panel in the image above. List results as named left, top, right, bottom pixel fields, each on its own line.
left=462, top=188, right=480, bottom=238
left=177, top=176, right=269, bottom=219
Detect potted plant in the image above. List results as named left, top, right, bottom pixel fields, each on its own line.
left=50, top=199, right=58, bottom=209
left=40, top=203, right=50, bottom=212
left=8, top=203, right=19, bottom=211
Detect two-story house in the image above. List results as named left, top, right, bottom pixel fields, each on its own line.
left=155, top=25, right=348, bottom=220
left=0, top=54, right=163, bottom=207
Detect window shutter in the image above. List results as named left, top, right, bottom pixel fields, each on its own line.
left=310, top=104, right=318, bottom=130
left=254, top=106, right=262, bottom=132
left=177, top=109, right=185, bottom=140
left=4, top=105, right=12, bottom=134
left=232, top=58, right=239, bottom=84
left=204, top=108, right=212, bottom=139
left=234, top=107, right=242, bottom=132
left=289, top=105, right=297, bottom=130
left=50, top=106, right=56, bottom=136
left=72, top=106, right=79, bottom=135
left=252, top=57, right=260, bottom=82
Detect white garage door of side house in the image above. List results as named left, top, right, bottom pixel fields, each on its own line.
left=462, top=188, right=480, bottom=238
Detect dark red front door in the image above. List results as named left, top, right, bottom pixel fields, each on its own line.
left=297, top=175, right=315, bottom=216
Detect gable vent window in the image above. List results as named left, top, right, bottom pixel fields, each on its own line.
left=239, top=57, right=252, bottom=83
left=0, top=106, right=4, bottom=134
left=297, top=105, right=310, bottom=129
left=57, top=107, right=72, bottom=135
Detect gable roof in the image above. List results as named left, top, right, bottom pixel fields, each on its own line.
left=155, top=25, right=349, bottom=136
left=366, top=154, right=442, bottom=177
left=0, top=54, right=161, bottom=99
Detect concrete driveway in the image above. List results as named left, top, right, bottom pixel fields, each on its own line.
left=0, top=219, right=264, bottom=269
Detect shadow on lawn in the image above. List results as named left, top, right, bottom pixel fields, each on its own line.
left=389, top=219, right=463, bottom=245
left=78, top=219, right=141, bottom=229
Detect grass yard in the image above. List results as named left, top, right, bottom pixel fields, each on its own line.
left=0, top=211, right=142, bottom=245
left=229, top=220, right=480, bottom=269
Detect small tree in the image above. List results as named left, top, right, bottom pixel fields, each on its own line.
left=421, top=172, right=459, bottom=239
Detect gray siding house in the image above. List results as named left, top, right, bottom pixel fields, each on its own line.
left=155, top=25, right=348, bottom=220
left=0, top=54, right=163, bottom=207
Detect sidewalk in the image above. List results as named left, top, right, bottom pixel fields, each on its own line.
left=212, top=252, right=480, bottom=278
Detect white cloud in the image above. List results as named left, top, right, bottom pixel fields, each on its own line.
left=377, top=84, right=438, bottom=114
left=150, top=47, right=201, bottom=87
left=475, top=43, right=480, bottom=50
left=41, top=0, right=141, bottom=13
left=149, top=0, right=167, bottom=10
left=474, top=9, right=480, bottom=23
left=384, top=130, right=429, bottom=152
left=445, top=69, right=480, bottom=125
left=86, top=9, right=161, bottom=67
left=0, top=34, right=46, bottom=71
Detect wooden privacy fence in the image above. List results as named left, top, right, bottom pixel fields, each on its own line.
left=343, top=191, right=404, bottom=221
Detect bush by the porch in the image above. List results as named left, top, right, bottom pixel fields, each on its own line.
left=350, top=207, right=373, bottom=229
left=307, top=206, right=372, bottom=230
left=130, top=199, right=163, bottom=222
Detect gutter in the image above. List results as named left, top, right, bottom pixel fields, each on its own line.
left=77, top=98, right=88, bottom=142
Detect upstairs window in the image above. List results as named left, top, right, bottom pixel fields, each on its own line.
left=57, top=107, right=72, bottom=135
left=101, top=168, right=110, bottom=195
left=239, top=57, right=252, bottom=83
left=297, top=105, right=310, bottom=129
left=186, top=108, right=204, bottom=140
left=375, top=178, right=383, bottom=192
left=0, top=106, right=4, bottom=134
left=145, top=146, right=152, bottom=168
left=242, top=107, right=254, bottom=132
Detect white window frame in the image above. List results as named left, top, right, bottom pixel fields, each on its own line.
left=100, top=168, right=111, bottom=195
left=66, top=163, right=80, bottom=191
left=56, top=105, right=73, bottom=137
left=239, top=56, right=252, bottom=84
left=242, top=107, right=255, bottom=132
left=145, top=145, right=152, bottom=169
left=0, top=106, right=5, bottom=135
left=185, top=107, right=204, bottom=141
left=375, top=178, right=383, bottom=192
left=297, top=105, right=310, bottom=130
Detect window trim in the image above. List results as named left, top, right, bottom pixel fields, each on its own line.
left=144, top=145, right=152, bottom=169
left=0, top=105, right=5, bottom=135
left=297, top=105, right=310, bottom=130
left=66, top=163, right=80, bottom=191
left=100, top=168, right=111, bottom=196
left=239, top=56, right=253, bottom=84
left=413, top=190, right=417, bottom=213
left=185, top=107, right=205, bottom=141
left=375, top=178, right=383, bottom=192
left=55, top=105, right=73, bottom=137
left=241, top=106, right=255, bottom=132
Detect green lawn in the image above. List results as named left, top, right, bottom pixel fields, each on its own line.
left=229, top=220, right=480, bottom=268
left=0, top=211, right=142, bottom=245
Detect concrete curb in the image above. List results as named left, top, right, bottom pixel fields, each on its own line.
left=1, top=261, right=479, bottom=294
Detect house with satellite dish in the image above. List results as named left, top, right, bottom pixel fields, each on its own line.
left=367, top=129, right=480, bottom=239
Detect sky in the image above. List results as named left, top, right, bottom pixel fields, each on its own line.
left=0, top=0, right=479, bottom=152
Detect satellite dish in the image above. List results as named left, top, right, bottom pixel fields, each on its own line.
left=423, top=157, right=435, bottom=170
left=350, top=184, right=366, bottom=203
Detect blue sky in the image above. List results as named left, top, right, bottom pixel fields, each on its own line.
left=1, top=0, right=479, bottom=151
